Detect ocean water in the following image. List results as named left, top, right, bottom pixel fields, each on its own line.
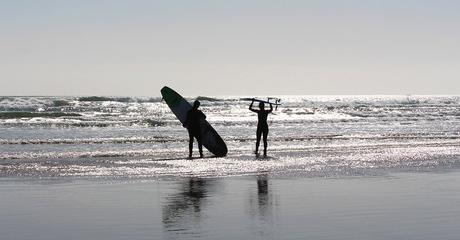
left=1, top=95, right=459, bottom=178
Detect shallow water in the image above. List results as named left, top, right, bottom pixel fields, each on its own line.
left=1, top=95, right=459, bottom=178
left=2, top=171, right=460, bottom=240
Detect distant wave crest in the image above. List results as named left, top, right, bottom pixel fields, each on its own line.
left=77, top=96, right=162, bottom=103
left=0, top=111, right=81, bottom=119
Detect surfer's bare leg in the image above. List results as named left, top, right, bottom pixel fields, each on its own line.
left=188, top=131, right=194, bottom=158
left=255, top=127, right=262, bottom=156
left=197, top=136, right=203, bottom=158
left=263, top=129, right=268, bottom=157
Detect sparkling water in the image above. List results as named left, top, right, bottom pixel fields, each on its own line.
left=1, top=95, right=459, bottom=178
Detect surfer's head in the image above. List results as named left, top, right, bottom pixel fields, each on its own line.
left=259, top=102, right=264, bottom=110
left=193, top=100, right=200, bottom=109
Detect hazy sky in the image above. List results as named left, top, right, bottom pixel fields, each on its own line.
left=1, top=0, right=459, bottom=96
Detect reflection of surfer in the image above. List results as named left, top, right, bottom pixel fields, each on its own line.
left=162, top=178, right=211, bottom=232
left=249, top=100, right=273, bottom=157
left=257, top=175, right=269, bottom=216
left=184, top=100, right=206, bottom=158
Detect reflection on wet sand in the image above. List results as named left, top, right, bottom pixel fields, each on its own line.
left=162, top=178, right=214, bottom=236
left=161, top=175, right=279, bottom=239
left=256, top=175, right=270, bottom=218
left=249, top=174, right=277, bottom=239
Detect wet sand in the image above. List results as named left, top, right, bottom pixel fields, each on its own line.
left=2, top=170, right=460, bottom=240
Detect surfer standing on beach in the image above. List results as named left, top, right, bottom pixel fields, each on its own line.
left=184, top=100, right=205, bottom=158
left=249, top=99, right=273, bottom=157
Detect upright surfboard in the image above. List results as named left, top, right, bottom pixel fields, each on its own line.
left=161, top=86, right=228, bottom=157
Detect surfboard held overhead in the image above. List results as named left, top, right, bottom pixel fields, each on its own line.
left=240, top=97, right=281, bottom=110
left=240, top=97, right=281, bottom=105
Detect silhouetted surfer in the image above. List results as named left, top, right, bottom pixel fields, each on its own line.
left=184, top=100, right=205, bottom=158
left=249, top=100, right=273, bottom=157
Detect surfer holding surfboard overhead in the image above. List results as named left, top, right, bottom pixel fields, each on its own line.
left=249, top=99, right=273, bottom=157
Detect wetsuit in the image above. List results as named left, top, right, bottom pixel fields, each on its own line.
left=250, top=102, right=273, bottom=156
left=185, top=108, right=206, bottom=157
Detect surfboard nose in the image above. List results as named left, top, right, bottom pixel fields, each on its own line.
left=160, top=86, right=171, bottom=95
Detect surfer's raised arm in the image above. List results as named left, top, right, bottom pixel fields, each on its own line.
left=268, top=103, right=273, bottom=113
left=249, top=99, right=258, bottom=112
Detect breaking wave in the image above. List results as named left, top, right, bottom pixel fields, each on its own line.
left=0, top=111, right=81, bottom=119
left=77, top=96, right=162, bottom=103
left=0, top=136, right=175, bottom=145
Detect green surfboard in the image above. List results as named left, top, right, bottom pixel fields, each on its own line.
left=161, top=86, right=228, bottom=157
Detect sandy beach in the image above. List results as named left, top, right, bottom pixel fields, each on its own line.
left=2, top=169, right=460, bottom=240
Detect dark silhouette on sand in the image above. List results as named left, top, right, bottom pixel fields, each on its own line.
left=184, top=100, right=206, bottom=158
left=249, top=100, right=273, bottom=157
left=248, top=174, right=276, bottom=238
left=256, top=175, right=270, bottom=218
left=162, top=178, right=211, bottom=233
